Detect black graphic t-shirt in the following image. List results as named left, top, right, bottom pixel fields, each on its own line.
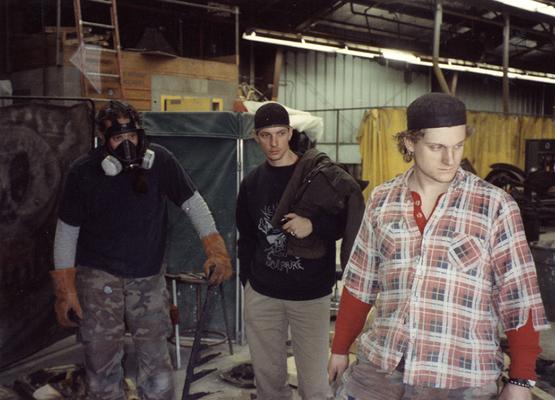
left=236, top=161, right=336, bottom=300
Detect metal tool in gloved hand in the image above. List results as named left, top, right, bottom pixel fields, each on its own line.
left=50, top=268, right=83, bottom=328
left=201, top=233, right=233, bottom=285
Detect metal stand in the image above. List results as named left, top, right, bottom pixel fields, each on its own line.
left=166, top=273, right=234, bottom=400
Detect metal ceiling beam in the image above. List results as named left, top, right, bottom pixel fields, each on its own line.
left=464, top=0, right=555, bottom=24
left=151, top=0, right=237, bottom=14
left=347, top=2, right=435, bottom=32
left=346, top=1, right=468, bottom=45
left=318, top=18, right=422, bottom=41
left=351, top=0, right=555, bottom=41
left=296, top=1, right=346, bottom=31
left=503, top=13, right=510, bottom=113
left=248, top=0, right=343, bottom=32
left=117, top=0, right=235, bottom=23
left=344, top=0, right=555, bottom=64
left=511, top=43, right=546, bottom=59
left=433, top=0, right=452, bottom=95
left=253, top=0, right=289, bottom=15
left=308, top=23, right=429, bottom=53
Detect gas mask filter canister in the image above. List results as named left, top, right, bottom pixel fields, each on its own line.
left=101, top=146, right=155, bottom=176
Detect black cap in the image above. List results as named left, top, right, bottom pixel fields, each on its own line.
left=407, top=93, right=466, bottom=130
left=254, top=102, right=290, bottom=131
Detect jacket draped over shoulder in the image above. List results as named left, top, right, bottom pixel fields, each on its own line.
left=270, top=148, right=365, bottom=268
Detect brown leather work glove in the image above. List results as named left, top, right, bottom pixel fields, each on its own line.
left=201, top=233, right=233, bottom=285
left=50, top=268, right=83, bottom=328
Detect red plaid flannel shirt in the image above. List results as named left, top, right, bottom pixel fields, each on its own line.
left=344, top=167, right=549, bottom=389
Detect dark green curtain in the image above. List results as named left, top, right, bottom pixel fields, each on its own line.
left=145, top=111, right=261, bottom=337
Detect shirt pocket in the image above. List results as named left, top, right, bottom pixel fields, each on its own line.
left=448, top=233, right=486, bottom=275
left=375, top=219, right=408, bottom=260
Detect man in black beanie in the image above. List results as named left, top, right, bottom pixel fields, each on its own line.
left=328, top=93, right=548, bottom=400
left=237, top=102, right=364, bottom=399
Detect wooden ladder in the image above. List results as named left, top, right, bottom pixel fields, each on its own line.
left=73, top=0, right=125, bottom=100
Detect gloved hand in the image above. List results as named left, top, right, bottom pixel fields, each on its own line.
left=201, top=233, right=233, bottom=285
left=50, top=268, right=83, bottom=328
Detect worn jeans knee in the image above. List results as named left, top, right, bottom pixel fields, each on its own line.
left=87, top=372, right=125, bottom=400
left=82, top=339, right=125, bottom=400
left=139, top=370, right=175, bottom=400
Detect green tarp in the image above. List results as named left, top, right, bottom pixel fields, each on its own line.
left=144, top=111, right=263, bottom=338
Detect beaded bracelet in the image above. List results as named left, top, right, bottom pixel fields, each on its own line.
left=506, top=378, right=533, bottom=389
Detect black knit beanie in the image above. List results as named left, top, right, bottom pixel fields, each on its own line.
left=254, top=103, right=290, bottom=131
left=407, top=93, right=466, bottom=130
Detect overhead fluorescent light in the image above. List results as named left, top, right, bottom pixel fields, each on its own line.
left=299, top=38, right=338, bottom=53
left=336, top=46, right=379, bottom=59
left=434, top=61, right=555, bottom=84
left=381, top=49, right=421, bottom=63
left=439, top=63, right=504, bottom=78
left=243, top=31, right=335, bottom=52
left=242, top=30, right=555, bottom=84
left=492, top=0, right=555, bottom=18
left=243, top=32, right=380, bottom=58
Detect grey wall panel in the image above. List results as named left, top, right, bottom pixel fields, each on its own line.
left=279, top=50, right=429, bottom=152
left=278, top=49, right=546, bottom=163
left=455, top=75, right=545, bottom=115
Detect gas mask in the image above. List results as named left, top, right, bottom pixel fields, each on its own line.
left=101, top=144, right=155, bottom=176
left=98, top=104, right=155, bottom=176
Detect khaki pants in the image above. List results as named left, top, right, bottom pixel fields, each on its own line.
left=335, top=355, right=499, bottom=400
left=244, top=283, right=332, bottom=400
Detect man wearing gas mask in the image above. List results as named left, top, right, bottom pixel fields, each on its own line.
left=50, top=101, right=232, bottom=400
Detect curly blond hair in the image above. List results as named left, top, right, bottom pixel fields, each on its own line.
left=393, top=129, right=425, bottom=162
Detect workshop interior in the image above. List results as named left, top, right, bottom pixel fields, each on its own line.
left=1, top=0, right=555, bottom=399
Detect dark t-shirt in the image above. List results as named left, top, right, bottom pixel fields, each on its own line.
left=236, top=161, right=336, bottom=300
left=58, top=143, right=196, bottom=278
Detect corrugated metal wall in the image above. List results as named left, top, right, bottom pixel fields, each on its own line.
left=278, top=50, right=429, bottom=162
left=277, top=49, right=546, bottom=163
left=454, top=74, right=546, bottom=115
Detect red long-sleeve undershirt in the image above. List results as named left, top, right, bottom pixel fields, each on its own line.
left=331, top=191, right=540, bottom=379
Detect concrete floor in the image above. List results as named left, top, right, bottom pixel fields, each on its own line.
left=1, top=323, right=554, bottom=400
left=0, top=334, right=303, bottom=400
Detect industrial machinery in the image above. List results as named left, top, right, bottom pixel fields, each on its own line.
left=485, top=140, right=555, bottom=242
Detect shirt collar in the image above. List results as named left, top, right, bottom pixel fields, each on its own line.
left=400, top=166, right=467, bottom=193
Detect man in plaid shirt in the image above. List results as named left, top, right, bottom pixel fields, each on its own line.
left=328, top=93, right=550, bottom=400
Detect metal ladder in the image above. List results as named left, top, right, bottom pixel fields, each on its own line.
left=72, top=0, right=125, bottom=100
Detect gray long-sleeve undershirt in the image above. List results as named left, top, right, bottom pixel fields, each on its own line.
left=181, top=190, right=217, bottom=238
left=53, top=190, right=217, bottom=269
left=53, top=219, right=80, bottom=269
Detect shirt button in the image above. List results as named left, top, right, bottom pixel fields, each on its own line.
left=415, top=200, right=421, bottom=206
left=416, top=212, right=423, bottom=218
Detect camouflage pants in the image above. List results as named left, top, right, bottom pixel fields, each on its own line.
left=76, top=266, right=174, bottom=400
left=334, top=355, right=499, bottom=400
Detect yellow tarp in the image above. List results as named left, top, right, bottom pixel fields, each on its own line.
left=358, top=108, right=555, bottom=197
